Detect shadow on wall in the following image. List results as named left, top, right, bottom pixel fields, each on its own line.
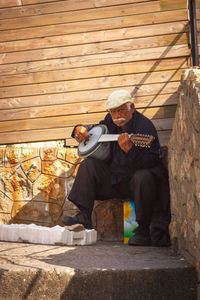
left=131, top=24, right=189, bottom=119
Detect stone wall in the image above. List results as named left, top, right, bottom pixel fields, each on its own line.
left=0, top=144, right=123, bottom=241
left=0, top=145, right=81, bottom=226
left=168, top=68, right=200, bottom=297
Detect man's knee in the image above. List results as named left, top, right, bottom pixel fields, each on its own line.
left=131, top=169, right=155, bottom=186
left=79, top=157, right=109, bottom=177
left=79, top=157, right=99, bottom=170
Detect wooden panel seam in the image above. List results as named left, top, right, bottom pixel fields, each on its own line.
left=0, top=10, right=188, bottom=42
left=0, top=1, right=158, bottom=19
left=0, top=70, right=183, bottom=98
left=0, top=45, right=190, bottom=77
left=0, top=33, right=189, bottom=65
left=0, top=21, right=189, bottom=54
left=0, top=58, right=188, bottom=87
left=0, top=2, right=161, bottom=31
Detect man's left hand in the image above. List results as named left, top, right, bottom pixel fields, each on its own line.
left=118, top=133, right=133, bottom=153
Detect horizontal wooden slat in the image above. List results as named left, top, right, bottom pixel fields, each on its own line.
left=0, top=21, right=188, bottom=53
left=132, top=81, right=181, bottom=96
left=152, top=118, right=174, bottom=131
left=0, top=121, right=172, bottom=146
left=0, top=127, right=74, bottom=145
left=0, top=90, right=177, bottom=121
left=22, top=0, right=60, bottom=5
left=23, top=0, right=150, bottom=6
left=0, top=105, right=176, bottom=134
left=1, top=58, right=188, bottom=87
left=157, top=130, right=172, bottom=146
left=0, top=9, right=187, bottom=42
left=160, top=0, right=187, bottom=11
left=0, top=45, right=190, bottom=76
left=0, top=89, right=179, bottom=122
left=0, top=94, right=178, bottom=121
left=0, top=0, right=151, bottom=19
left=0, top=55, right=188, bottom=87
left=0, top=0, right=22, bottom=9
left=134, top=93, right=178, bottom=107
left=0, top=2, right=161, bottom=31
left=138, top=106, right=176, bottom=120
left=0, top=69, right=182, bottom=98
left=0, top=33, right=188, bottom=66
left=0, top=82, right=181, bottom=112
left=0, top=80, right=180, bottom=110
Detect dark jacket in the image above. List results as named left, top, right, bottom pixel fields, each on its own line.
left=99, top=110, right=162, bottom=184
left=73, top=110, right=170, bottom=211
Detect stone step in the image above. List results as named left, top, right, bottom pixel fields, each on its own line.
left=0, top=241, right=197, bottom=300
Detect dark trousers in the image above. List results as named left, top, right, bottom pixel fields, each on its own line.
left=68, top=158, right=158, bottom=226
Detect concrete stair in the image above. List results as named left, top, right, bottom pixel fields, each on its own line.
left=0, top=241, right=197, bottom=300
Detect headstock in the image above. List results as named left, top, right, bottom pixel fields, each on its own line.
left=129, top=134, right=155, bottom=148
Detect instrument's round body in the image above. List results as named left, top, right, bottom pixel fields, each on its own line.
left=78, top=125, right=111, bottom=160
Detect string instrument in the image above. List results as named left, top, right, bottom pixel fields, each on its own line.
left=78, top=125, right=155, bottom=160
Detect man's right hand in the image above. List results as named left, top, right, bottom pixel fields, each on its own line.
left=74, top=126, right=90, bottom=143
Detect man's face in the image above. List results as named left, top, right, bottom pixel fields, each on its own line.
left=109, top=103, right=135, bottom=128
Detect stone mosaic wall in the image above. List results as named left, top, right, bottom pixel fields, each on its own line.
left=0, top=146, right=81, bottom=226
left=168, top=68, right=200, bottom=296
left=0, top=144, right=123, bottom=240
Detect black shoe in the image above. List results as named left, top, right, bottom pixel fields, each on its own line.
left=128, top=227, right=151, bottom=246
left=62, top=212, right=93, bottom=229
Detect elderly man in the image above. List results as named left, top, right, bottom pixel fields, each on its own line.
left=62, top=89, right=170, bottom=246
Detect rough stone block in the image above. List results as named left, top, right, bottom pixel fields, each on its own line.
left=11, top=200, right=63, bottom=225
left=42, top=159, right=76, bottom=178
left=57, top=147, right=67, bottom=160
left=5, top=147, right=39, bottom=166
left=2, top=166, right=32, bottom=201
left=21, top=157, right=41, bottom=182
left=92, top=198, right=123, bottom=241
left=40, top=147, right=58, bottom=161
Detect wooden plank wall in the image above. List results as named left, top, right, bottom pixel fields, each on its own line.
left=0, top=0, right=190, bottom=146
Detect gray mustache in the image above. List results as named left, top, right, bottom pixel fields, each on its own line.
left=113, top=118, right=126, bottom=122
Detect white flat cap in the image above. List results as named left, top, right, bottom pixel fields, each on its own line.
left=106, top=89, right=132, bottom=110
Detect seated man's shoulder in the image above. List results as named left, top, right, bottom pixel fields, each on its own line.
left=135, top=111, right=156, bottom=129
